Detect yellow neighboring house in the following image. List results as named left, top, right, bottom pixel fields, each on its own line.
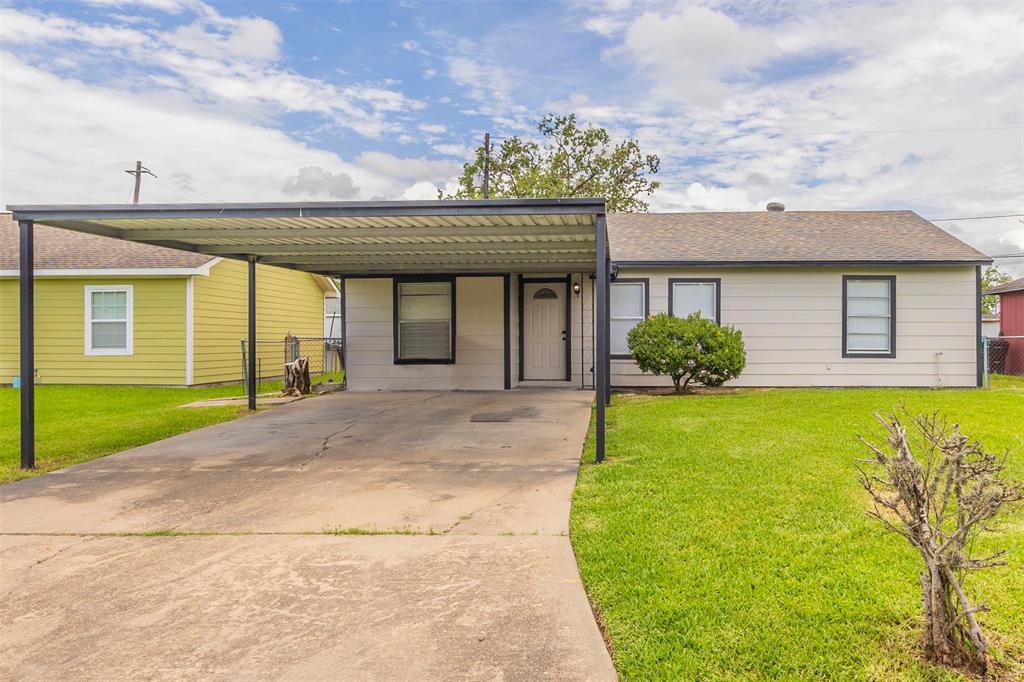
left=0, top=213, right=338, bottom=386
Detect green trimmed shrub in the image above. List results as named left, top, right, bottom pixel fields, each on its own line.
left=626, top=312, right=746, bottom=392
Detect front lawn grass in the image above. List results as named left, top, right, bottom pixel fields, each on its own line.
left=571, top=376, right=1024, bottom=681
left=0, top=380, right=287, bottom=484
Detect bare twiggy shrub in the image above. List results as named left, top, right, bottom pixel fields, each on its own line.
left=857, top=410, right=1021, bottom=675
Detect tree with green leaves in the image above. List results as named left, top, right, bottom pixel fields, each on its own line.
left=445, top=114, right=660, bottom=212
left=981, top=265, right=1012, bottom=314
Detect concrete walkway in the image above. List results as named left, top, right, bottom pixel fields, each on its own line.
left=0, top=390, right=615, bottom=681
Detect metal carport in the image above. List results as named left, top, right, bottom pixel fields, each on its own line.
left=8, top=199, right=612, bottom=468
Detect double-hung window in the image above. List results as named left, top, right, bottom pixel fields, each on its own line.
left=610, top=279, right=648, bottom=357
left=394, top=279, right=455, bottom=363
left=669, top=278, right=720, bottom=323
left=85, top=285, right=133, bottom=355
left=843, top=275, right=895, bottom=358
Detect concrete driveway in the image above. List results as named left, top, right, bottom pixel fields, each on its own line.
left=0, top=390, right=614, bottom=681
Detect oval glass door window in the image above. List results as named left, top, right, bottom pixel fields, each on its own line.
left=532, top=287, right=558, bottom=300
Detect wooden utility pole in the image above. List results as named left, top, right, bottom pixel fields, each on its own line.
left=482, top=132, right=490, bottom=199
left=125, top=161, right=156, bottom=204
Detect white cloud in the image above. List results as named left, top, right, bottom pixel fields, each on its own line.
left=418, top=123, right=446, bottom=134
left=83, top=0, right=193, bottom=12
left=282, top=167, right=358, bottom=198
left=400, top=180, right=441, bottom=200
left=0, top=56, right=428, bottom=205
left=621, top=6, right=775, bottom=107
left=579, top=1, right=1023, bottom=271
left=429, top=28, right=531, bottom=129
left=168, top=16, right=282, bottom=63
left=354, top=151, right=461, bottom=182
left=432, top=143, right=474, bottom=159
left=0, top=8, right=149, bottom=47
left=582, top=15, right=623, bottom=37
left=651, top=182, right=759, bottom=213
left=0, top=6, right=421, bottom=139
left=400, top=39, right=430, bottom=55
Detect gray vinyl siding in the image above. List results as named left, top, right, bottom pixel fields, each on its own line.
left=344, top=276, right=505, bottom=390
left=607, top=266, right=978, bottom=388
left=510, top=277, right=520, bottom=388
left=571, top=273, right=596, bottom=389
left=341, top=266, right=978, bottom=390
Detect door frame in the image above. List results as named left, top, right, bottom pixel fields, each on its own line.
left=518, top=275, right=572, bottom=382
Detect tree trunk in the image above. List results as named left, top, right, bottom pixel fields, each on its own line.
left=921, top=562, right=953, bottom=663
left=283, top=356, right=311, bottom=396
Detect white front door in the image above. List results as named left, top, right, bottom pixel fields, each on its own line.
left=524, top=283, right=566, bottom=380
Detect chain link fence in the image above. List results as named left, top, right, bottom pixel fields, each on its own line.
left=983, top=336, right=1024, bottom=384
left=241, top=336, right=344, bottom=394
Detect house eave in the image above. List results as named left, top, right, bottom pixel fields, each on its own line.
left=0, top=261, right=220, bottom=278
left=613, top=259, right=993, bottom=268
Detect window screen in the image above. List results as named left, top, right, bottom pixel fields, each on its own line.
left=397, top=281, right=453, bottom=361
left=845, top=277, right=894, bottom=355
left=610, top=281, right=646, bottom=355
left=88, top=288, right=130, bottom=353
left=671, top=280, right=718, bottom=321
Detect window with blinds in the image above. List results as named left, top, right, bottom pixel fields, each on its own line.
left=844, top=276, right=895, bottom=357
left=670, top=279, right=719, bottom=322
left=396, top=281, right=453, bottom=362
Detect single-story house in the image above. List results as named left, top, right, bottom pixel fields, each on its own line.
left=984, top=276, right=1024, bottom=375
left=6, top=199, right=991, bottom=465
left=0, top=213, right=338, bottom=386
left=342, top=207, right=989, bottom=390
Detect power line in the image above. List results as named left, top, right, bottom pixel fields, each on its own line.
left=147, top=171, right=225, bottom=203
left=124, top=160, right=156, bottom=204
left=929, top=214, right=1024, bottom=221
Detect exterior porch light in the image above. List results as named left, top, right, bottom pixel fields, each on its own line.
left=573, top=281, right=581, bottom=296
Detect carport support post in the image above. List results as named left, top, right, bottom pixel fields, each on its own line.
left=247, top=257, right=257, bottom=411
left=595, top=214, right=608, bottom=463
left=604, top=256, right=611, bottom=407
left=19, top=220, right=35, bottom=469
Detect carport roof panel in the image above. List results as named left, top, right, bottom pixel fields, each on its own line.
left=8, top=199, right=605, bottom=274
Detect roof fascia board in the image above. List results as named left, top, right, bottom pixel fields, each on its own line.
left=9, top=198, right=607, bottom=222
left=310, top=262, right=597, bottom=275
left=0, top=258, right=220, bottom=278
left=613, top=259, right=993, bottom=267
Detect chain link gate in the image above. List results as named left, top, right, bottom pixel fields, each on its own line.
left=241, top=335, right=344, bottom=394
left=982, top=335, right=1024, bottom=386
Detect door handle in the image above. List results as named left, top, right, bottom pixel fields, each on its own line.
left=561, top=330, right=567, bottom=340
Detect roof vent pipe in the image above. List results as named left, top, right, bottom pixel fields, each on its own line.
left=766, top=201, right=785, bottom=212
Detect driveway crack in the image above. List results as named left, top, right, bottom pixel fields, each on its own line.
left=296, top=394, right=443, bottom=470
left=298, top=422, right=357, bottom=470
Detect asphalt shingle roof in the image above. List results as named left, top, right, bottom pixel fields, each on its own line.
left=0, top=213, right=214, bottom=270
left=985, top=277, right=1024, bottom=295
left=3, top=209, right=991, bottom=270
left=607, top=210, right=990, bottom=264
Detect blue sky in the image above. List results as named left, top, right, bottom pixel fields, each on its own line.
left=1, top=0, right=1022, bottom=272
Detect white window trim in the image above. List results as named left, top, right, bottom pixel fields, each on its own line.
left=84, top=285, right=134, bottom=356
